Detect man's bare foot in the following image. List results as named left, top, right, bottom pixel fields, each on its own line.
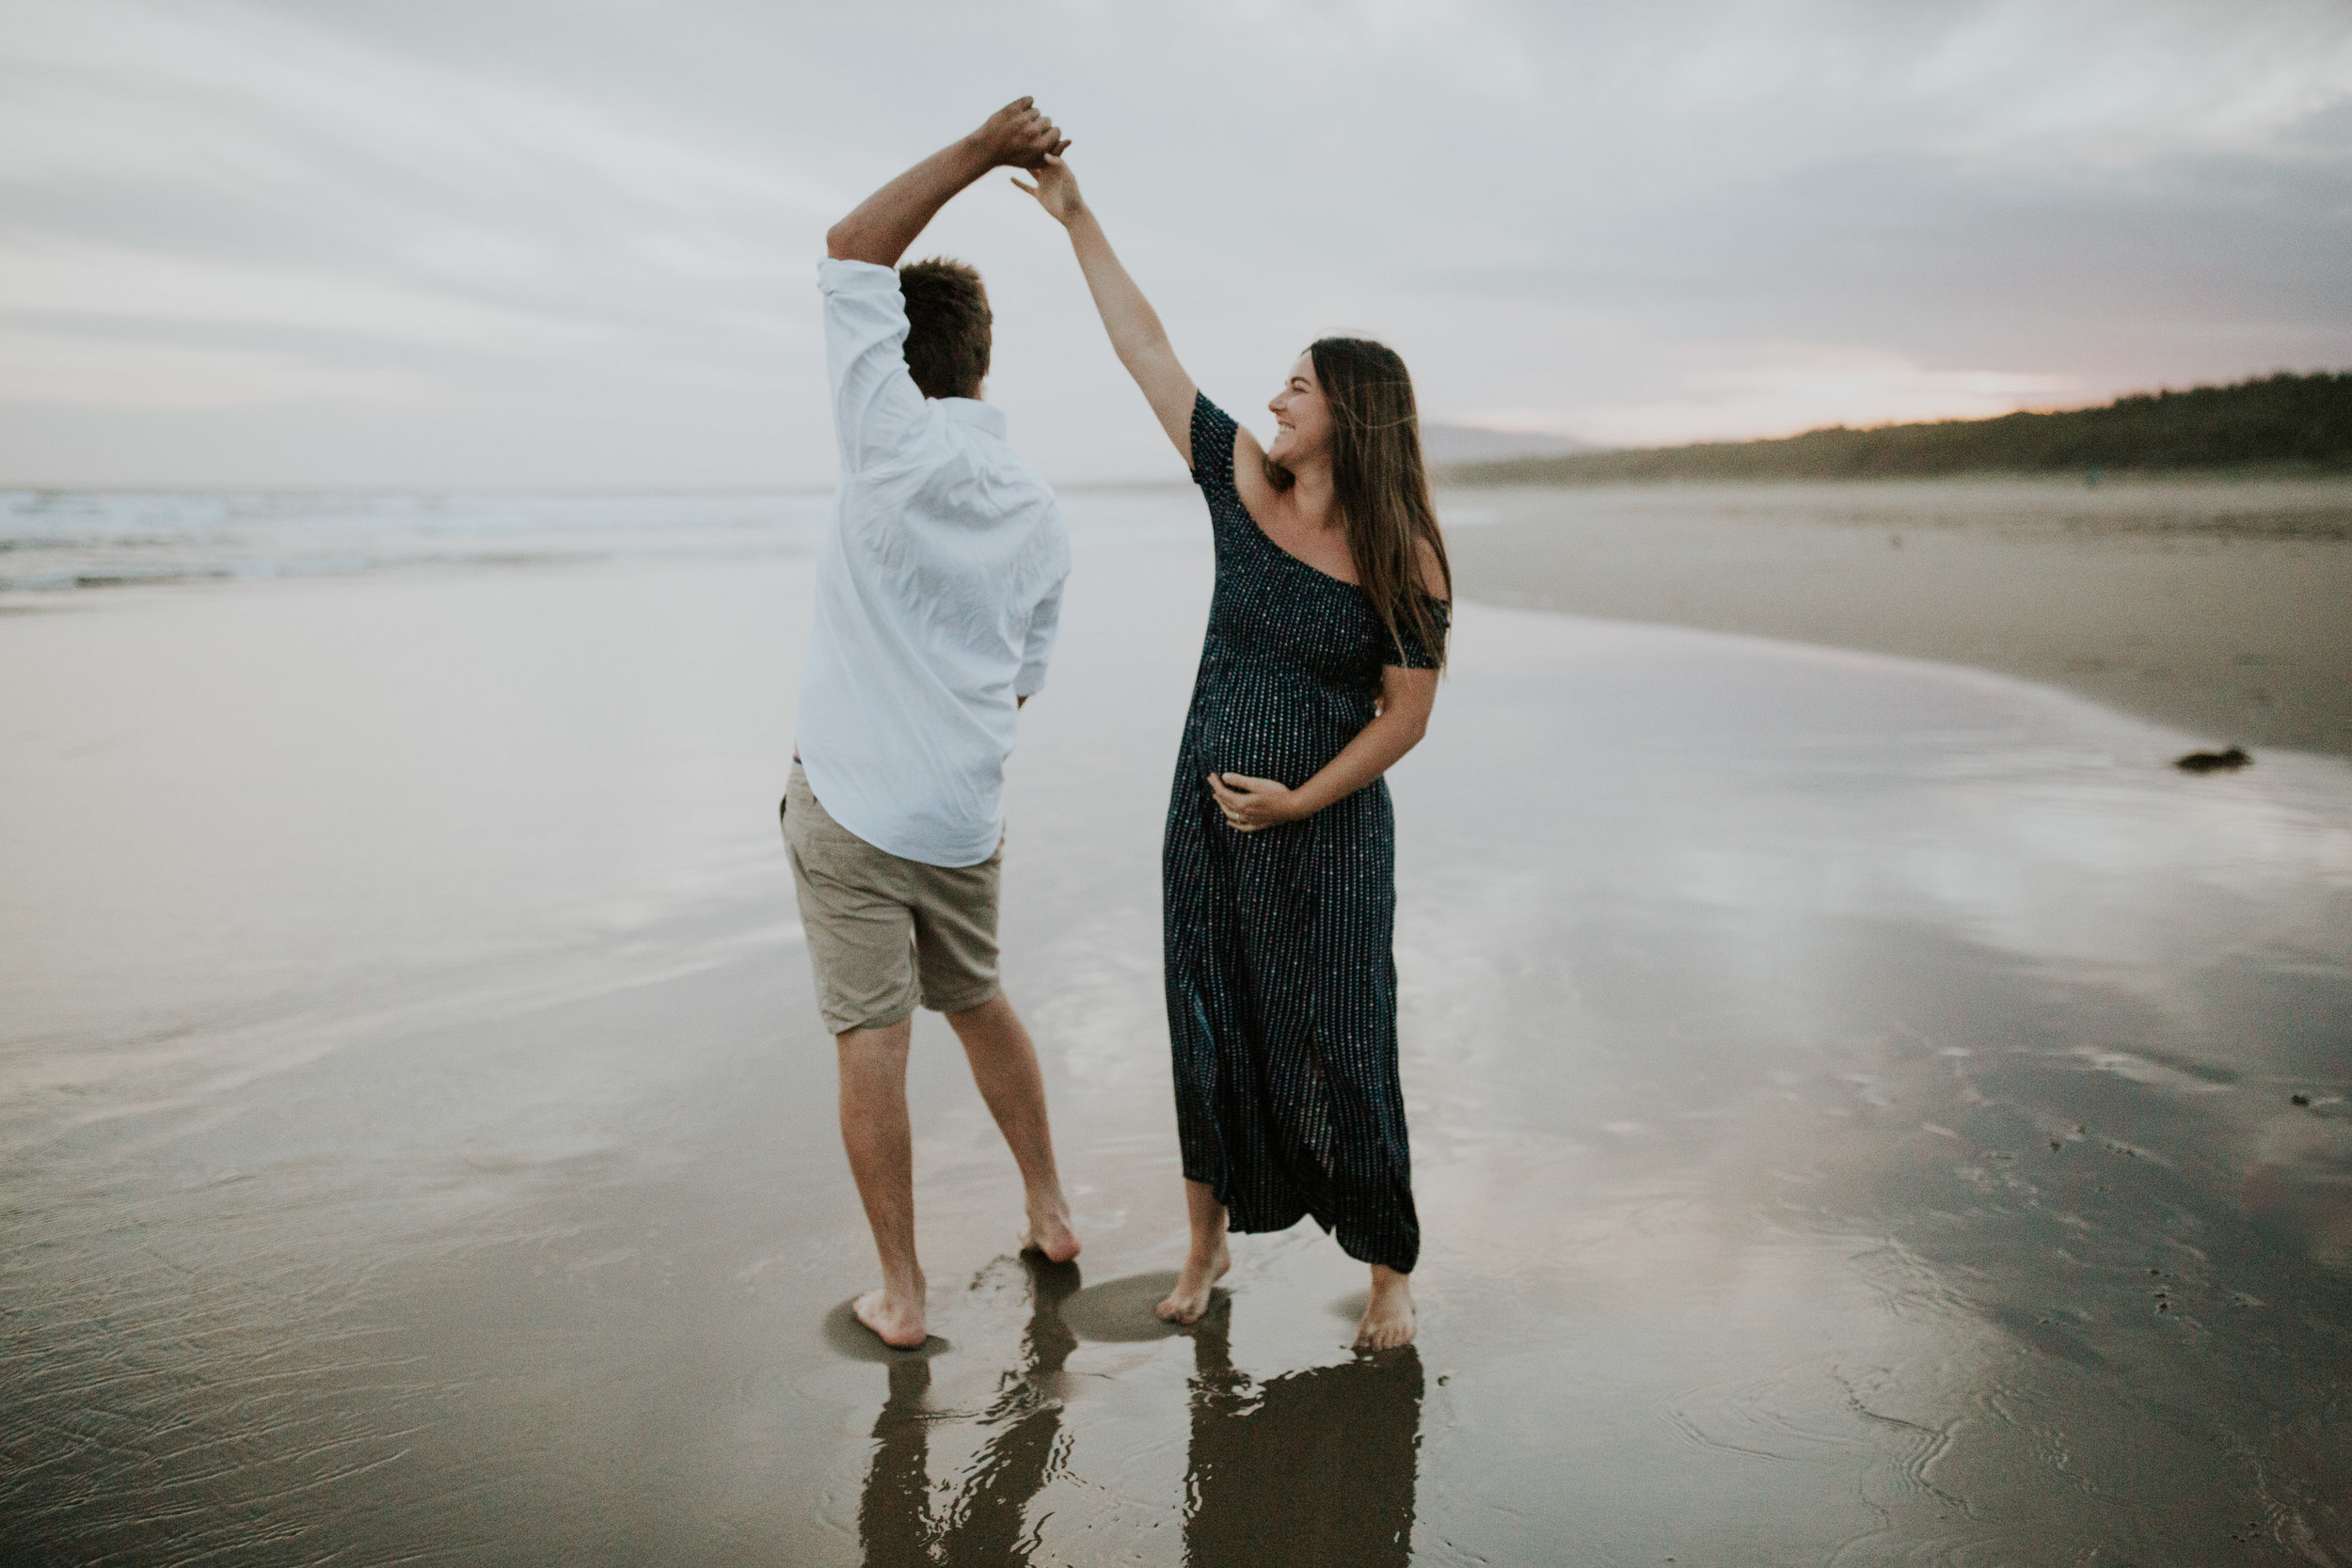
left=1154, top=1240, right=1231, bottom=1324
left=1355, top=1265, right=1415, bottom=1350
left=851, top=1283, right=929, bottom=1350
left=1017, top=1202, right=1082, bottom=1264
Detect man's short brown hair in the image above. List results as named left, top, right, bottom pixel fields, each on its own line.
left=899, top=258, right=992, bottom=400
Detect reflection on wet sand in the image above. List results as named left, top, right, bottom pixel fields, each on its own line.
left=858, top=1259, right=1080, bottom=1566
left=855, top=1261, right=1421, bottom=1568
left=1182, top=1300, right=1421, bottom=1568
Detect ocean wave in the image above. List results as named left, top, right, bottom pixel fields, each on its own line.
left=0, top=489, right=832, bottom=594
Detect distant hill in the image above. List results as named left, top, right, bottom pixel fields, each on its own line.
left=1440, top=370, right=2352, bottom=484
left=1420, top=423, right=1597, bottom=465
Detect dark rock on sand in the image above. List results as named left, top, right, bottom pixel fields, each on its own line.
left=2176, top=746, right=2252, bottom=772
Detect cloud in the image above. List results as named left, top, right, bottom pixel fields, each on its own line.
left=1468, top=346, right=2082, bottom=448
left=1186, top=0, right=1540, bottom=99
left=0, top=0, right=845, bottom=217
left=1903, top=0, right=2352, bottom=161
left=0, top=325, right=437, bottom=408
left=0, top=0, right=846, bottom=478
left=0, top=0, right=841, bottom=341
left=1, top=0, right=2347, bottom=483
left=0, top=237, right=603, bottom=352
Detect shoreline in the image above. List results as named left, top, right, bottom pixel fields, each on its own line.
left=1438, top=474, right=2352, bottom=758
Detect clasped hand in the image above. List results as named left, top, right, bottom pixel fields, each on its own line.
left=967, top=97, right=1069, bottom=171
left=1207, top=771, right=1304, bottom=833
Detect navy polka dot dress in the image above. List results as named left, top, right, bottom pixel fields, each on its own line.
left=1164, top=393, right=1445, bottom=1275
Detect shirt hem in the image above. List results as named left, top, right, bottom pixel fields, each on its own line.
left=798, top=752, right=1005, bottom=870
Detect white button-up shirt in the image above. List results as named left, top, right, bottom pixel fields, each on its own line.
left=796, top=259, right=1070, bottom=868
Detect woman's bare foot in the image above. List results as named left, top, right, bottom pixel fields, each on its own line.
left=851, top=1281, right=929, bottom=1350
left=1355, top=1264, right=1415, bottom=1350
left=1017, top=1201, right=1082, bottom=1264
left=1154, top=1239, right=1231, bottom=1324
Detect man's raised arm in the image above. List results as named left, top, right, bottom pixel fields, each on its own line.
left=826, top=98, right=1069, bottom=265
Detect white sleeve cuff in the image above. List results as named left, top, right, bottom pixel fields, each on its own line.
left=818, top=257, right=898, bottom=293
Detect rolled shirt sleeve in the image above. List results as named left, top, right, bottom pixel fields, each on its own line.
left=819, top=259, right=930, bottom=474
left=1015, top=575, right=1064, bottom=699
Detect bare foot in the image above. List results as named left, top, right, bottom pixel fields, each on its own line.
left=851, top=1284, right=929, bottom=1350
left=1017, top=1201, right=1081, bottom=1264
left=1154, top=1240, right=1231, bottom=1324
left=1355, top=1265, right=1415, bottom=1351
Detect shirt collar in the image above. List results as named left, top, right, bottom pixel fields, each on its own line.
left=938, top=398, right=1006, bottom=437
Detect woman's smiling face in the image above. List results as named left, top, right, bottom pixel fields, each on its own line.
left=1266, top=352, right=1332, bottom=469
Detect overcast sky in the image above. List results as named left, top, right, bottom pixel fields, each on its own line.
left=3, top=0, right=2348, bottom=487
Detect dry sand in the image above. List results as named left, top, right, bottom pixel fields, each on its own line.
left=1440, top=474, right=2352, bottom=757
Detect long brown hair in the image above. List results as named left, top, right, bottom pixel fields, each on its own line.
left=1267, top=337, right=1452, bottom=669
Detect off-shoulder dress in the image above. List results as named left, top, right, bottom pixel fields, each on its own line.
left=1162, top=392, right=1445, bottom=1274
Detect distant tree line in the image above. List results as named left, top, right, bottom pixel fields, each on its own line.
left=1442, top=370, right=2352, bottom=483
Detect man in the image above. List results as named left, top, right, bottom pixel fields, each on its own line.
left=785, top=99, right=1079, bottom=1350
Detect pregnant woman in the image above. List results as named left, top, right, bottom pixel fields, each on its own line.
left=1017, top=157, right=1450, bottom=1350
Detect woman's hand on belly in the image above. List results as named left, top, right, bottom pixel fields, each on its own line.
left=1205, top=666, right=1438, bottom=833
left=1206, top=771, right=1305, bottom=833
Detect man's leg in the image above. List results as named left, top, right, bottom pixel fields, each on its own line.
left=945, top=994, right=1080, bottom=1263
left=784, top=765, right=931, bottom=1348
left=837, top=1016, right=928, bottom=1348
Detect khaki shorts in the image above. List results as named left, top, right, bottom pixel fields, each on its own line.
left=780, top=764, right=1002, bottom=1036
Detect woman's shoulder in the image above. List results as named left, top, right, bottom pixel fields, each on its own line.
left=1411, top=534, right=1451, bottom=602
left=1188, top=392, right=1240, bottom=492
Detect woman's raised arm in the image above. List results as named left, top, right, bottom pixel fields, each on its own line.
left=1014, top=158, right=1199, bottom=467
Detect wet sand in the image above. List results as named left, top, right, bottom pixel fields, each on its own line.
left=3, top=497, right=2349, bottom=1562
left=1439, top=475, right=2352, bottom=757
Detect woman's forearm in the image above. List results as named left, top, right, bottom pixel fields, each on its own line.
left=1066, top=208, right=1171, bottom=367
left=1060, top=204, right=1195, bottom=452
left=1207, top=668, right=1439, bottom=833
left=1012, top=157, right=1195, bottom=451
left=1288, top=705, right=1429, bottom=817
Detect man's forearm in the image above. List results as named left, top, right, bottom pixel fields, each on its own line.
left=826, top=136, right=993, bottom=266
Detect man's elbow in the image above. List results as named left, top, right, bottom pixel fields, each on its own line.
left=825, top=221, right=858, bottom=261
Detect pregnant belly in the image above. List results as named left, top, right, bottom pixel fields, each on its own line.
left=1186, top=681, right=1367, bottom=785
